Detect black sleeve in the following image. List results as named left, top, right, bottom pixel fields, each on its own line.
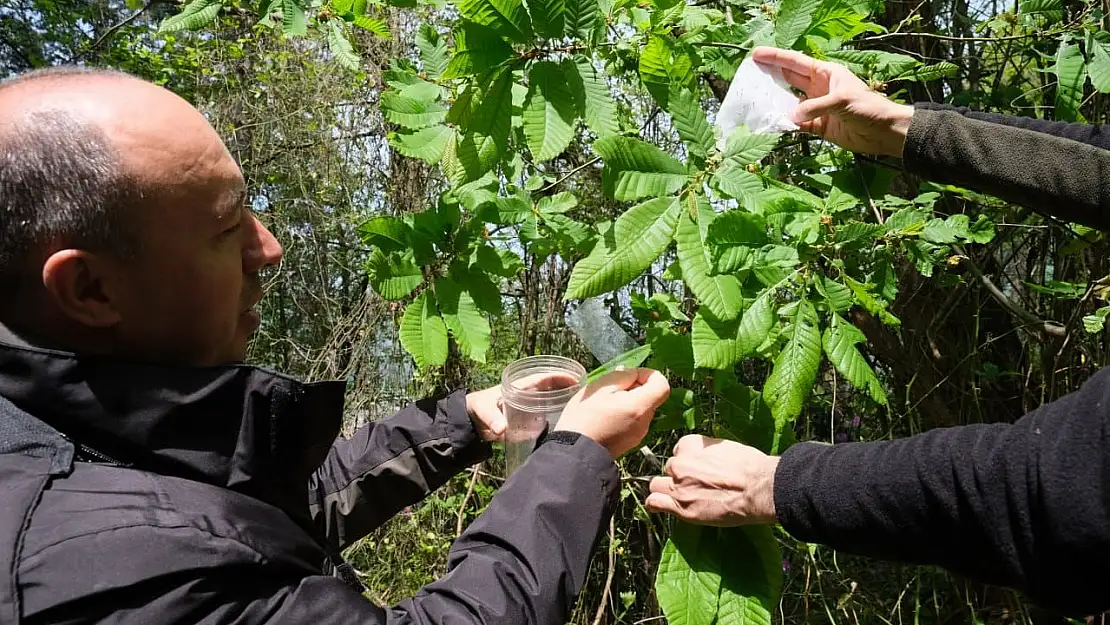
left=24, top=434, right=619, bottom=625
left=914, top=101, right=1110, bottom=150
left=903, top=108, right=1110, bottom=231
left=308, top=389, right=492, bottom=549
left=773, top=366, right=1110, bottom=617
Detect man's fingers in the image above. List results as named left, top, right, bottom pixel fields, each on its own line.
left=590, top=367, right=645, bottom=391
left=645, top=492, right=682, bottom=516
left=649, top=475, right=675, bottom=495
left=793, top=93, right=844, bottom=125
left=627, top=369, right=671, bottom=408
left=673, top=433, right=710, bottom=456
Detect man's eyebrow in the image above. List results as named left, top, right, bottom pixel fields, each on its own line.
left=221, top=188, right=248, bottom=219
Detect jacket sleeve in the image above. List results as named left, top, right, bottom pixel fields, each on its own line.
left=308, top=389, right=492, bottom=549
left=902, top=107, right=1110, bottom=231
left=24, top=434, right=619, bottom=625
left=772, top=366, right=1110, bottom=617
left=913, top=101, right=1110, bottom=150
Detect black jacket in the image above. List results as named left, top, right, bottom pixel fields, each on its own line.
left=0, top=329, right=619, bottom=625
left=774, top=104, right=1110, bottom=617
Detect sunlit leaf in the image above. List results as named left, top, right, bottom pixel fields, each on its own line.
left=399, top=291, right=448, bottom=369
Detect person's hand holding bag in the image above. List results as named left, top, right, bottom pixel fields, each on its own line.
left=751, top=46, right=915, bottom=158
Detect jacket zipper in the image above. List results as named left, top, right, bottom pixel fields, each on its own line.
left=60, top=434, right=130, bottom=467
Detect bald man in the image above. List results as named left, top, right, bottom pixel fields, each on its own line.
left=0, top=66, right=671, bottom=625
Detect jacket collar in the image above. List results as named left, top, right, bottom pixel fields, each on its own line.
left=0, top=324, right=347, bottom=517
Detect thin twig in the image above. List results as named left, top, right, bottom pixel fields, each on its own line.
left=80, top=1, right=157, bottom=59
left=455, top=465, right=481, bottom=536
left=537, top=156, right=602, bottom=195
left=954, top=245, right=1066, bottom=339
left=691, top=41, right=749, bottom=51
left=591, top=516, right=617, bottom=625
left=860, top=29, right=1057, bottom=43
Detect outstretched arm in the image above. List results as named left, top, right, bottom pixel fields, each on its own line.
left=309, top=387, right=504, bottom=549
left=647, top=368, right=1110, bottom=617
left=750, top=46, right=1110, bottom=231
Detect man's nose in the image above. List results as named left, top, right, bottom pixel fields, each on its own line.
left=243, top=213, right=283, bottom=272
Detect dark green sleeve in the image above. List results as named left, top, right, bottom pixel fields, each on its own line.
left=903, top=108, right=1110, bottom=231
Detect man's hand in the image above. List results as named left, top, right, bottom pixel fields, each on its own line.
left=645, top=435, right=779, bottom=526
left=554, top=368, right=671, bottom=459
left=751, top=46, right=915, bottom=158
left=466, top=386, right=508, bottom=443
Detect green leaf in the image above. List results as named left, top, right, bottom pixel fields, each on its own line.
left=528, top=0, right=565, bottom=38
left=713, top=162, right=764, bottom=208
left=524, top=61, right=578, bottom=162
left=966, top=215, right=996, bottom=244
left=399, top=291, right=449, bottom=369
left=716, top=526, right=783, bottom=625
left=834, top=221, right=885, bottom=244
left=721, top=129, right=780, bottom=163
left=640, top=35, right=674, bottom=110
left=281, top=0, right=307, bottom=35
left=417, top=24, right=450, bottom=79
left=455, top=0, right=534, bottom=43
left=670, top=88, right=714, bottom=157
left=593, top=136, right=688, bottom=201
left=537, top=191, right=578, bottom=215
left=823, top=313, right=886, bottom=404
left=895, top=61, right=957, bottom=82
left=676, top=204, right=745, bottom=320
left=845, top=275, right=899, bottom=326
left=922, top=217, right=957, bottom=244
left=1019, top=0, right=1063, bottom=22
left=573, top=56, right=618, bottom=137
left=655, top=522, right=722, bottom=625
left=391, top=125, right=454, bottom=164
left=367, top=249, right=424, bottom=300
left=816, top=276, right=852, bottom=312
left=456, top=265, right=503, bottom=315
left=692, top=291, right=772, bottom=369
left=1055, top=39, right=1087, bottom=123
left=565, top=197, right=681, bottom=299
left=475, top=244, right=525, bottom=277
left=763, top=298, right=821, bottom=428
left=478, top=196, right=532, bottom=223
left=775, top=0, right=821, bottom=48
left=826, top=49, right=918, bottom=79
left=885, top=207, right=928, bottom=233
left=707, top=211, right=768, bottom=248
left=564, top=0, right=599, bottom=40
left=158, top=0, right=223, bottom=32
left=588, top=344, right=653, bottom=382
left=351, top=15, right=390, bottom=37
left=752, top=246, right=799, bottom=286
left=456, top=71, right=515, bottom=179
left=381, top=92, right=446, bottom=129
left=1082, top=305, right=1110, bottom=334
left=436, top=276, right=492, bottom=363
left=1089, top=41, right=1110, bottom=93
left=944, top=214, right=970, bottom=239
left=443, top=21, right=516, bottom=79
left=359, top=216, right=411, bottom=251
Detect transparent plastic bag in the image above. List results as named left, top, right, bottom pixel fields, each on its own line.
left=715, top=56, right=801, bottom=150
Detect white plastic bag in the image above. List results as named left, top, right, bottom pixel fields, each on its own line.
left=715, top=56, right=801, bottom=150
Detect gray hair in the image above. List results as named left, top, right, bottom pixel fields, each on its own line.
left=0, top=66, right=142, bottom=297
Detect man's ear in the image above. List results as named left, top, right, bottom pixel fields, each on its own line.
left=41, top=249, right=123, bottom=328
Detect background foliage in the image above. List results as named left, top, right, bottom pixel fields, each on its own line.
left=5, top=0, right=1110, bottom=621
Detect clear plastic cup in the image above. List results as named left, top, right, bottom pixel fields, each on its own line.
left=501, top=355, right=586, bottom=477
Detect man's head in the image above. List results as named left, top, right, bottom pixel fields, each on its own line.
left=0, top=67, right=283, bottom=367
